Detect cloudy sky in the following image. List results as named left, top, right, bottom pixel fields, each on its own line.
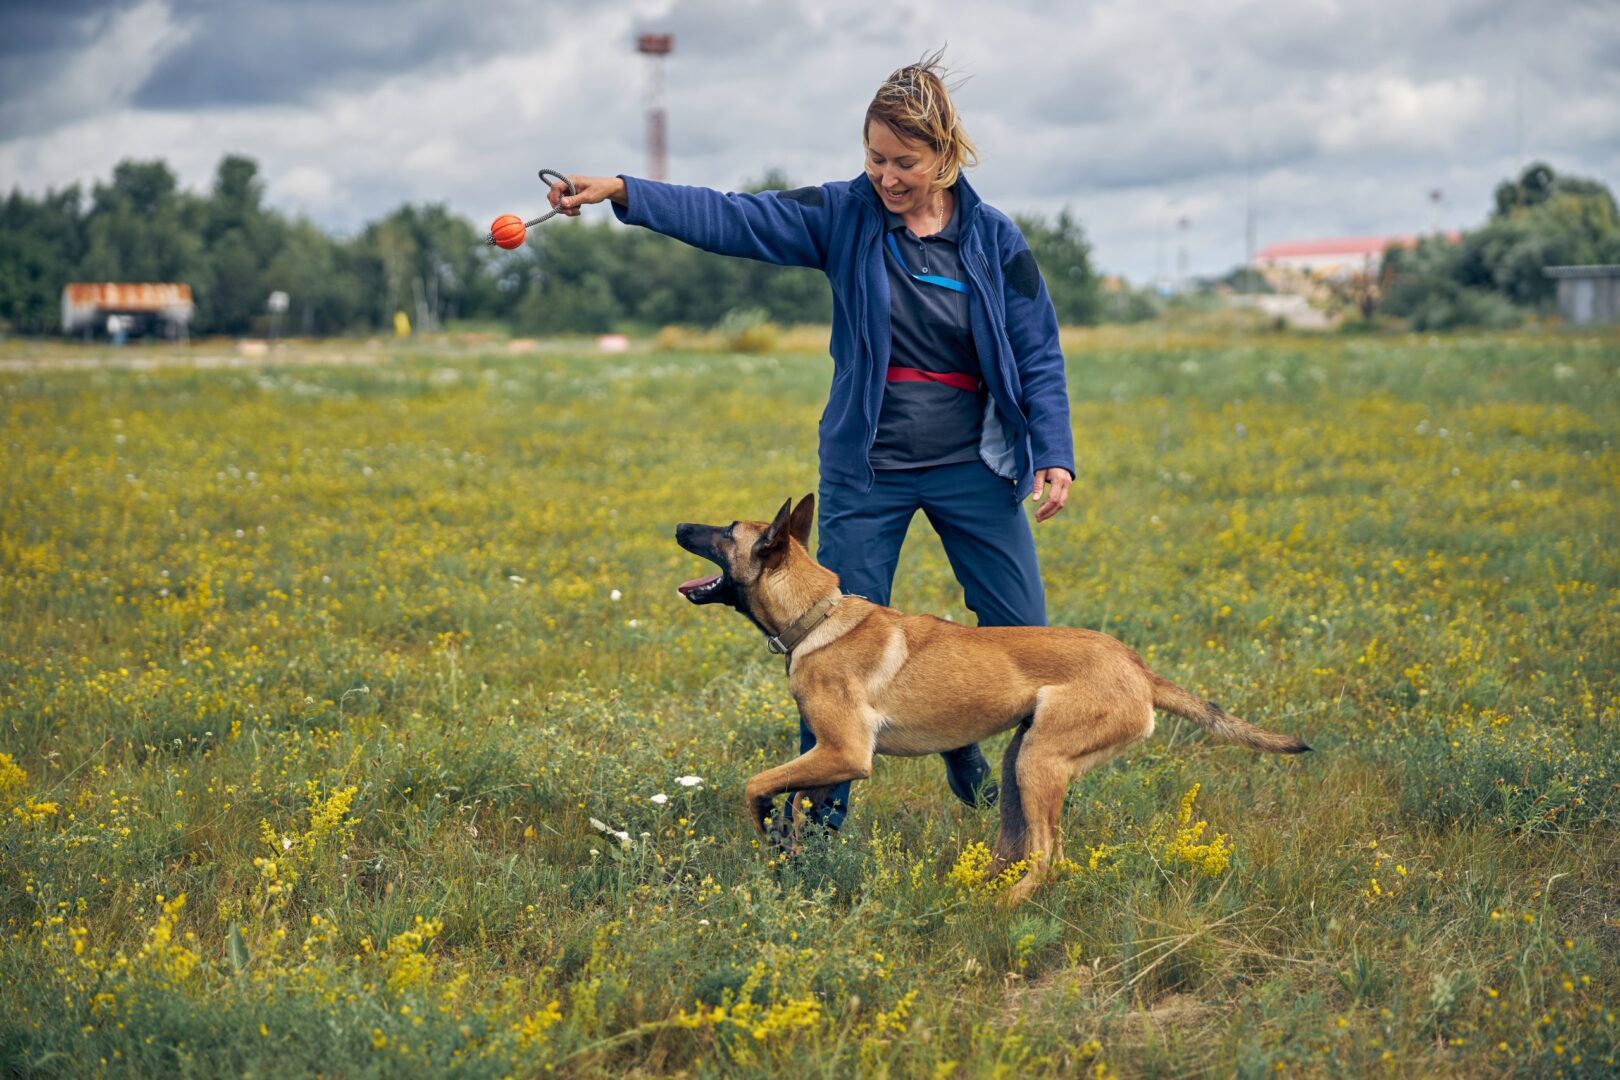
left=2, top=0, right=1617, bottom=283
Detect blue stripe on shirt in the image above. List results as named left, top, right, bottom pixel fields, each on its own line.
left=885, top=232, right=969, bottom=292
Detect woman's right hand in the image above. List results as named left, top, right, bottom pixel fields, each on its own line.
left=548, top=175, right=628, bottom=216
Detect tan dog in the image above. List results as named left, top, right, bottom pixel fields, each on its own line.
left=676, top=495, right=1310, bottom=905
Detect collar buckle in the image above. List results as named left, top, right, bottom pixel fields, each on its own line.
left=765, top=592, right=842, bottom=658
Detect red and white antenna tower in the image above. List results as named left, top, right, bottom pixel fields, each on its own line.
left=637, top=33, right=673, bottom=181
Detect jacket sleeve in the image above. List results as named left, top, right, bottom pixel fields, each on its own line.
left=999, top=231, right=1077, bottom=479
left=611, top=176, right=834, bottom=270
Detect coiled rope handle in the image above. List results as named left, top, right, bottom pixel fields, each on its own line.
left=522, top=169, right=576, bottom=228
left=483, top=169, right=577, bottom=245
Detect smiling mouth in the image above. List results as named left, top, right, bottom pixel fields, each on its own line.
left=677, top=574, right=724, bottom=599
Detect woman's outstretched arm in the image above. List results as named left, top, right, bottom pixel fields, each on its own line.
left=549, top=174, right=834, bottom=270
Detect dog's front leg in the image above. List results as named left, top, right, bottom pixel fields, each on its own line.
left=743, top=743, right=872, bottom=837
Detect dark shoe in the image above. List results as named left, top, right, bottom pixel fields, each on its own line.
left=942, top=744, right=999, bottom=808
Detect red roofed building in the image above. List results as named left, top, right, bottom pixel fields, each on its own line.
left=1254, top=233, right=1461, bottom=279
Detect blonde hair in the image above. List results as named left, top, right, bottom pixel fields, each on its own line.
left=864, top=48, right=979, bottom=191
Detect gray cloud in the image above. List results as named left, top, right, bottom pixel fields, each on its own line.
left=130, top=0, right=534, bottom=109
left=1, top=0, right=1615, bottom=283
left=0, top=0, right=130, bottom=56
left=0, top=1, right=133, bottom=134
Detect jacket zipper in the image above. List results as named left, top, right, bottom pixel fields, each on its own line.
left=972, top=244, right=1028, bottom=500
left=857, top=216, right=881, bottom=489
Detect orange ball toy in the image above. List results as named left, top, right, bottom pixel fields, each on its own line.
left=489, top=214, right=526, bottom=250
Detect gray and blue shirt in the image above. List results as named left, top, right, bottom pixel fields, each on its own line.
left=869, top=204, right=986, bottom=469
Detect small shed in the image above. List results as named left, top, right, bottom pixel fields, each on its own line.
left=1543, top=265, right=1620, bottom=326
left=61, top=283, right=194, bottom=340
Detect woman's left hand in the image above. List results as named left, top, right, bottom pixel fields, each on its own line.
left=1030, top=468, right=1073, bottom=523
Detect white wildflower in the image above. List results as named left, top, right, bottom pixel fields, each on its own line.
left=650, top=793, right=669, bottom=804
left=675, top=775, right=703, bottom=788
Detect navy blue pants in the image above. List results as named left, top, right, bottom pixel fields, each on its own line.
left=796, top=459, right=1047, bottom=828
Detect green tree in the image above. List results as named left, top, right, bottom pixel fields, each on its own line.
left=1382, top=162, right=1620, bottom=326
left=1467, top=165, right=1620, bottom=306
left=205, top=228, right=264, bottom=334
left=263, top=219, right=361, bottom=335
left=80, top=160, right=204, bottom=285
left=1381, top=237, right=1523, bottom=330
left=349, top=204, right=484, bottom=331
left=1491, top=159, right=1616, bottom=219
left=0, top=185, right=87, bottom=333
left=208, top=155, right=268, bottom=242
left=199, top=156, right=282, bottom=333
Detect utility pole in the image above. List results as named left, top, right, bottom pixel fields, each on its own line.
left=1243, top=108, right=1256, bottom=294
left=1154, top=219, right=1167, bottom=295
left=1176, top=216, right=1191, bottom=295
left=1514, top=68, right=1525, bottom=209
left=637, top=33, right=674, bottom=181
left=1244, top=170, right=1256, bottom=294
left=1514, top=69, right=1524, bottom=174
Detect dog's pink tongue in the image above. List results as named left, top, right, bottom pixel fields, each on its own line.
left=677, top=574, right=721, bottom=596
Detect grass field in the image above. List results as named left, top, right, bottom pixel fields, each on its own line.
left=3, top=326, right=1618, bottom=1077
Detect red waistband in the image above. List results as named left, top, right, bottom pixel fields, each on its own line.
left=885, top=366, right=982, bottom=394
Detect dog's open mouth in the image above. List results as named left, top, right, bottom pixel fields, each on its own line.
left=674, top=522, right=737, bottom=607
left=676, top=570, right=735, bottom=607
left=677, top=574, right=723, bottom=599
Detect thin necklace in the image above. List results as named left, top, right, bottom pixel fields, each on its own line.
left=917, top=190, right=944, bottom=274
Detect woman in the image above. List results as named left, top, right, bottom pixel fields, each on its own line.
left=550, top=53, right=1074, bottom=829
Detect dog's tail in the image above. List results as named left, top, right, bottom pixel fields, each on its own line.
left=1150, top=674, right=1310, bottom=754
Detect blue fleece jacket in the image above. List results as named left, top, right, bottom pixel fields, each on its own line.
left=612, top=171, right=1075, bottom=499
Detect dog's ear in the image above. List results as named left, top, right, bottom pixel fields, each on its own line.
left=756, top=498, right=794, bottom=558
left=788, top=494, right=815, bottom=547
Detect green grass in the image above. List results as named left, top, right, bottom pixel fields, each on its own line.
left=2, top=325, right=1617, bottom=1077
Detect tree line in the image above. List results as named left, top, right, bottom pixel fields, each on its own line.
left=7, top=155, right=1611, bottom=339
left=0, top=157, right=1107, bottom=339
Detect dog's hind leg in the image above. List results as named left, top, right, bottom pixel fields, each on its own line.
left=1001, top=691, right=1155, bottom=907
left=1000, top=723, right=1075, bottom=907
left=990, top=718, right=1032, bottom=872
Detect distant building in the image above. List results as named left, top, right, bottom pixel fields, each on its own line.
left=1253, top=233, right=1460, bottom=279
left=61, top=283, right=194, bottom=340
left=1544, top=265, right=1620, bottom=326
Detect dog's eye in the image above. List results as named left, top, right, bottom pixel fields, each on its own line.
left=723, top=525, right=734, bottom=540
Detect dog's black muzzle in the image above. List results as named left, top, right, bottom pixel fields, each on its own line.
left=675, top=523, right=737, bottom=606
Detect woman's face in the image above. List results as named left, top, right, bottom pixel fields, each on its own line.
left=864, top=120, right=941, bottom=216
